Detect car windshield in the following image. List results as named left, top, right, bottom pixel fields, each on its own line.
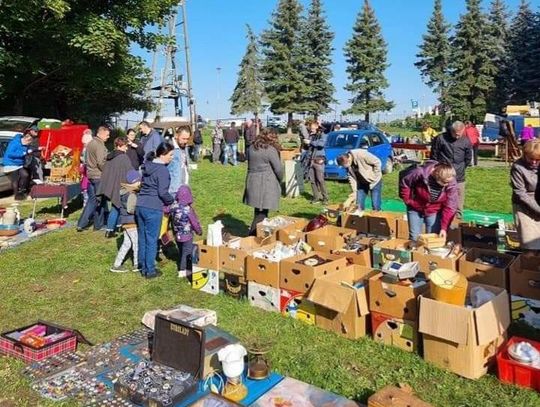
left=0, top=120, right=33, bottom=132
left=327, top=133, right=360, bottom=149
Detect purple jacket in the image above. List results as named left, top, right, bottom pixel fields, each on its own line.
left=521, top=126, right=535, bottom=142
left=171, top=185, right=202, bottom=242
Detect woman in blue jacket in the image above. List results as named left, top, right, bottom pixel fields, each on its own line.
left=4, top=133, right=34, bottom=200
left=136, top=142, right=175, bottom=279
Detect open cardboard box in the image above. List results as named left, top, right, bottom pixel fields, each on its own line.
left=371, top=311, right=419, bottom=353
left=418, top=282, right=510, bottom=379
left=307, top=265, right=376, bottom=339
left=332, top=236, right=373, bottom=268
left=280, top=252, right=348, bottom=293
left=461, top=224, right=498, bottom=249
left=219, top=236, right=273, bottom=277
left=412, top=247, right=463, bottom=277
left=246, top=242, right=284, bottom=288
left=256, top=216, right=308, bottom=241
left=279, top=148, right=300, bottom=162
left=366, top=211, right=402, bottom=237
left=305, top=225, right=356, bottom=253
left=248, top=281, right=281, bottom=312
left=368, top=272, right=429, bottom=320
left=195, top=240, right=220, bottom=270
left=372, top=238, right=414, bottom=269
left=509, top=255, right=540, bottom=300
left=458, top=248, right=516, bottom=289
left=341, top=212, right=369, bottom=235
left=277, top=223, right=307, bottom=245
left=192, top=266, right=220, bottom=295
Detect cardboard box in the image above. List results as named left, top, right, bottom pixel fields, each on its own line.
left=461, top=225, right=498, bottom=249
left=367, top=211, right=402, bottom=237
left=341, top=213, right=369, bottom=234
left=509, top=255, right=540, bottom=299
left=279, top=148, right=300, bottom=162
left=256, top=216, right=307, bottom=241
left=323, top=204, right=343, bottom=226
left=305, top=225, right=356, bottom=253
left=248, top=282, right=281, bottom=312
left=280, top=252, right=348, bottom=293
left=276, top=223, right=306, bottom=245
left=458, top=248, right=515, bottom=289
left=219, top=236, right=269, bottom=277
left=418, top=283, right=510, bottom=379
left=412, top=248, right=463, bottom=277
left=368, top=386, right=434, bottom=407
left=195, top=240, right=220, bottom=270
left=308, top=265, right=374, bottom=339
left=245, top=242, right=283, bottom=288
left=191, top=267, right=220, bottom=295
left=372, top=238, right=414, bottom=269
left=332, top=237, right=372, bottom=268
left=220, top=273, right=247, bottom=299
left=280, top=288, right=316, bottom=325
left=447, top=222, right=462, bottom=245
left=368, top=273, right=429, bottom=320
left=371, top=311, right=419, bottom=353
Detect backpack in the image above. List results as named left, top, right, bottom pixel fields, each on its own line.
left=171, top=204, right=193, bottom=238
left=126, top=191, right=138, bottom=215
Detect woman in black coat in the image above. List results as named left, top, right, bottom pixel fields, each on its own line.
left=243, top=128, right=283, bottom=235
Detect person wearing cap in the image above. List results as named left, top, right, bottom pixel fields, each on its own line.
left=77, top=125, right=111, bottom=231
left=110, top=170, right=142, bottom=272
left=25, top=125, right=44, bottom=183
left=98, top=137, right=134, bottom=238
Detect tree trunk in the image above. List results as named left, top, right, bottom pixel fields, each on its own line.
left=287, top=112, right=293, bottom=135
left=365, top=112, right=370, bottom=123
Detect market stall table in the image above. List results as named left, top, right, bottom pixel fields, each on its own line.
left=391, top=142, right=430, bottom=161
left=30, top=182, right=81, bottom=219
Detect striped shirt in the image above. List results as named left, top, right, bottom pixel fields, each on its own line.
left=428, top=176, right=443, bottom=202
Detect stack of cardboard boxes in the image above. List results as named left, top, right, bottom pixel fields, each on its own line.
left=191, top=211, right=532, bottom=383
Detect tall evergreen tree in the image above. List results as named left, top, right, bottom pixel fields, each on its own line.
left=415, top=0, right=451, bottom=116
left=505, top=1, right=538, bottom=104
left=297, top=0, right=335, bottom=119
left=446, top=0, right=496, bottom=123
left=486, top=0, right=511, bottom=112
left=230, top=25, right=265, bottom=124
left=260, top=0, right=304, bottom=132
left=343, top=0, right=394, bottom=123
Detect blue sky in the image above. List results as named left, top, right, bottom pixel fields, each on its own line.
left=135, top=0, right=537, bottom=122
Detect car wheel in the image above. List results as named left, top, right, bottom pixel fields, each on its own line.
left=383, top=158, right=393, bottom=174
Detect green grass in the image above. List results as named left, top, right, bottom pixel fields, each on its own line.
left=0, top=159, right=534, bottom=407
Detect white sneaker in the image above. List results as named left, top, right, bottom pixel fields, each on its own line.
left=178, top=269, right=187, bottom=278
left=33, top=179, right=44, bottom=185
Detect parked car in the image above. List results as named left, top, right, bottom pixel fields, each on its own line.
left=0, top=116, right=39, bottom=138
left=267, top=116, right=286, bottom=128
left=0, top=136, right=13, bottom=192
left=324, top=130, right=394, bottom=180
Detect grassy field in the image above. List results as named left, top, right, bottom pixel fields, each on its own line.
left=0, top=158, right=533, bottom=407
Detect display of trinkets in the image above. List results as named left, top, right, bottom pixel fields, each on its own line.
left=114, top=328, right=151, bottom=346
left=23, top=351, right=87, bottom=381
left=84, top=395, right=137, bottom=407
left=342, top=235, right=369, bottom=252
left=114, top=360, right=197, bottom=407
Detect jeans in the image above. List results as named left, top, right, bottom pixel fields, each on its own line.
left=309, top=162, right=328, bottom=201
left=77, top=178, right=107, bottom=230
left=135, top=206, right=162, bottom=276
left=223, top=143, right=238, bottom=165
left=212, top=141, right=222, bottom=163
left=177, top=237, right=194, bottom=271
left=357, top=180, right=382, bottom=211
left=106, top=205, right=120, bottom=232
left=249, top=208, right=269, bottom=236
left=114, top=228, right=139, bottom=268
left=191, top=144, right=201, bottom=162
left=407, top=210, right=441, bottom=241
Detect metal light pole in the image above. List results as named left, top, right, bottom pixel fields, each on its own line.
left=180, top=0, right=196, bottom=132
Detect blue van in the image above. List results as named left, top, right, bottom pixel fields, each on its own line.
left=324, top=130, right=394, bottom=180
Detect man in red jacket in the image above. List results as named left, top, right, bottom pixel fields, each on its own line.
left=464, top=121, right=480, bottom=167
left=399, top=161, right=458, bottom=242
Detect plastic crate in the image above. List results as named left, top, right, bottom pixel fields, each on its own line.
left=497, top=336, right=540, bottom=391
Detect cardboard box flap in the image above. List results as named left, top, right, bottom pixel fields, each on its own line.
left=354, top=287, right=370, bottom=316
left=308, top=279, right=353, bottom=313
left=418, top=296, right=472, bottom=345
left=473, top=288, right=511, bottom=345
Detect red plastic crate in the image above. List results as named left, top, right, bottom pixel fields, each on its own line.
left=497, top=336, right=540, bottom=391
left=0, top=321, right=77, bottom=363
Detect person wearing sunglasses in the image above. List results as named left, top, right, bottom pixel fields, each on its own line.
left=399, top=161, right=458, bottom=242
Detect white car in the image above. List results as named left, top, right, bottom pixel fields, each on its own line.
left=0, top=116, right=39, bottom=139
left=0, top=136, right=14, bottom=192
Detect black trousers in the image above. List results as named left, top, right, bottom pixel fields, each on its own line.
left=7, top=168, right=30, bottom=197
left=249, top=208, right=269, bottom=236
